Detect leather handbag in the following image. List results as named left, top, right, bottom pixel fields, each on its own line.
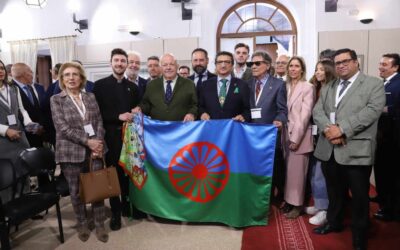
left=79, top=158, right=121, bottom=203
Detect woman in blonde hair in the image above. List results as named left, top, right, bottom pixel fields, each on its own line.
left=281, top=56, right=316, bottom=219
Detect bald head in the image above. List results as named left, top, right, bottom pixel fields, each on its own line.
left=12, top=63, right=33, bottom=84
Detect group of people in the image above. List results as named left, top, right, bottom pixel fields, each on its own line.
left=1, top=43, right=399, bottom=250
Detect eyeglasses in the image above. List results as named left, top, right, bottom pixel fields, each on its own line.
left=63, top=72, right=80, bottom=78
left=334, top=58, right=353, bottom=67
left=276, top=61, right=287, bottom=65
left=216, top=60, right=232, bottom=65
left=246, top=61, right=267, bottom=67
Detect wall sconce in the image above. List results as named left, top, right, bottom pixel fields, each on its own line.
left=25, top=0, right=47, bottom=8
left=360, top=18, right=373, bottom=24
left=73, top=13, right=88, bottom=33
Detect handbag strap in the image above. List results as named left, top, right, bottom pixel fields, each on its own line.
left=89, top=156, right=107, bottom=172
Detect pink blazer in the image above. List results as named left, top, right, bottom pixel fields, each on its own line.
left=286, top=80, right=315, bottom=154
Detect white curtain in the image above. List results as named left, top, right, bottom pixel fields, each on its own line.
left=10, top=40, right=38, bottom=77
left=48, top=36, right=76, bottom=67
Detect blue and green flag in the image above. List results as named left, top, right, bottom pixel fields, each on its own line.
left=119, top=115, right=277, bottom=227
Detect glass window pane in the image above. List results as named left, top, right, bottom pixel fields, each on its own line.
left=236, top=4, right=255, bottom=20
left=238, top=20, right=274, bottom=33
left=270, top=9, right=292, bottom=30
left=222, top=12, right=242, bottom=33
left=272, top=35, right=291, bottom=51
left=256, top=3, right=276, bottom=19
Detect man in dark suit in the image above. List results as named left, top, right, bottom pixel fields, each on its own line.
left=199, top=51, right=250, bottom=122
left=93, top=48, right=141, bottom=231
left=247, top=50, right=288, bottom=204
left=233, top=43, right=252, bottom=81
left=133, top=53, right=197, bottom=122
left=373, top=53, right=400, bottom=222
left=188, top=48, right=216, bottom=92
left=11, top=63, right=46, bottom=148
left=126, top=51, right=147, bottom=101
left=146, top=56, right=161, bottom=82
left=313, top=48, right=385, bottom=250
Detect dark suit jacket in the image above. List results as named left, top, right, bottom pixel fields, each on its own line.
left=199, top=77, right=250, bottom=121
left=128, top=76, right=147, bottom=101
left=93, top=75, right=140, bottom=165
left=385, top=73, right=400, bottom=118
left=140, top=76, right=198, bottom=121
left=13, top=81, right=46, bottom=147
left=189, top=70, right=217, bottom=94
left=50, top=91, right=105, bottom=163
left=248, top=76, right=288, bottom=124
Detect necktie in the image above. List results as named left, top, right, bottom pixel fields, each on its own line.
left=219, top=79, right=228, bottom=107
left=23, top=85, right=34, bottom=104
left=165, top=80, right=173, bottom=104
left=197, top=74, right=204, bottom=87
left=28, top=85, right=40, bottom=106
left=338, top=80, right=350, bottom=97
left=255, top=80, right=262, bottom=100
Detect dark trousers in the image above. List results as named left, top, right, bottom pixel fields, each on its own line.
left=272, top=132, right=285, bottom=201
left=321, top=155, right=371, bottom=235
left=374, top=116, right=400, bottom=216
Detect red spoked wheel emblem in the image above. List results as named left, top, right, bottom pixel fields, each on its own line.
left=168, top=142, right=230, bottom=203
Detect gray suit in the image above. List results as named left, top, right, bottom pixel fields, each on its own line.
left=313, top=73, right=385, bottom=165
left=312, top=72, right=385, bottom=240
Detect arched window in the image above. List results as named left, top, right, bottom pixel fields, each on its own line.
left=217, top=0, right=297, bottom=62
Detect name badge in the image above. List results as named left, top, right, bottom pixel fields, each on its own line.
left=84, top=124, right=95, bottom=136
left=385, top=92, right=391, bottom=95
left=312, top=125, right=318, bottom=135
left=251, top=108, right=262, bottom=119
left=329, top=112, right=336, bottom=124
left=7, top=115, right=17, bottom=125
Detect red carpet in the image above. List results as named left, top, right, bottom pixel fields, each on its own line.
left=242, top=198, right=400, bottom=250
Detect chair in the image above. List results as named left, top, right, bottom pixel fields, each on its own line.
left=0, top=148, right=64, bottom=248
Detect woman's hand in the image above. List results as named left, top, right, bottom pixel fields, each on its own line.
left=6, top=128, right=21, bottom=141
left=87, top=139, right=103, bottom=155
left=289, top=141, right=299, bottom=151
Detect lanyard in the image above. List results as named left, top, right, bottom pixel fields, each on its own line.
left=69, top=93, right=86, bottom=119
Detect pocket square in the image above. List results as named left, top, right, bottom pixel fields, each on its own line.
left=234, top=87, right=239, bottom=94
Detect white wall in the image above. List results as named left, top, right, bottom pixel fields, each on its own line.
left=0, top=0, right=398, bottom=75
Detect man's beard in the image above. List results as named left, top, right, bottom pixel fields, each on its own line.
left=193, top=65, right=206, bottom=75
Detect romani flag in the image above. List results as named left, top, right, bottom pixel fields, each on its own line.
left=119, top=114, right=277, bottom=227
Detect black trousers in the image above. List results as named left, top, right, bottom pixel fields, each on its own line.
left=374, top=116, right=400, bottom=216
left=272, top=132, right=285, bottom=201
left=321, top=155, right=371, bottom=235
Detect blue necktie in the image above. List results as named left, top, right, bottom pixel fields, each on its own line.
left=338, top=80, right=350, bottom=97
left=197, top=73, right=204, bottom=87
left=165, top=80, right=173, bottom=104
left=23, top=85, right=34, bottom=104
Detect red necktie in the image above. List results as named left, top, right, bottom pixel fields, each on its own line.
left=255, top=80, right=262, bottom=100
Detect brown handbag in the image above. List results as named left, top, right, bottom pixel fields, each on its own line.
left=79, top=157, right=121, bottom=203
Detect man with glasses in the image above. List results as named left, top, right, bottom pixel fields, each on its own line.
left=93, top=48, right=141, bottom=231
left=313, top=48, right=385, bottom=250
left=198, top=51, right=250, bottom=122
left=275, top=55, right=289, bottom=81
left=126, top=51, right=147, bottom=100
left=133, top=53, right=197, bottom=122
left=248, top=50, right=288, bottom=204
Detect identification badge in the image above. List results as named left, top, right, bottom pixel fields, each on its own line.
left=312, top=125, right=318, bottom=135
left=84, top=124, right=95, bottom=136
left=385, top=92, right=391, bottom=95
left=329, top=112, right=336, bottom=124
left=7, top=115, right=17, bottom=125
left=251, top=108, right=262, bottom=119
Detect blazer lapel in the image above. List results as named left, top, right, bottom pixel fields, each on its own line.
left=337, top=73, right=365, bottom=112
left=288, top=82, right=302, bottom=110
left=257, top=77, right=272, bottom=107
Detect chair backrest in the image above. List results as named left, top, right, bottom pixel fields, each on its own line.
left=19, top=148, right=56, bottom=176
left=0, top=159, right=15, bottom=191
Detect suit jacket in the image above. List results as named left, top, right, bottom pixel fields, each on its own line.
left=313, top=73, right=385, bottom=165
left=384, top=73, right=400, bottom=118
left=286, top=81, right=315, bottom=154
left=128, top=76, right=147, bottom=101
left=93, top=75, right=140, bottom=165
left=233, top=67, right=252, bottom=81
left=199, top=77, right=250, bottom=121
left=140, top=76, right=198, bottom=121
left=189, top=70, right=217, bottom=95
left=13, top=81, right=46, bottom=147
left=50, top=91, right=105, bottom=163
left=249, top=76, right=288, bottom=124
